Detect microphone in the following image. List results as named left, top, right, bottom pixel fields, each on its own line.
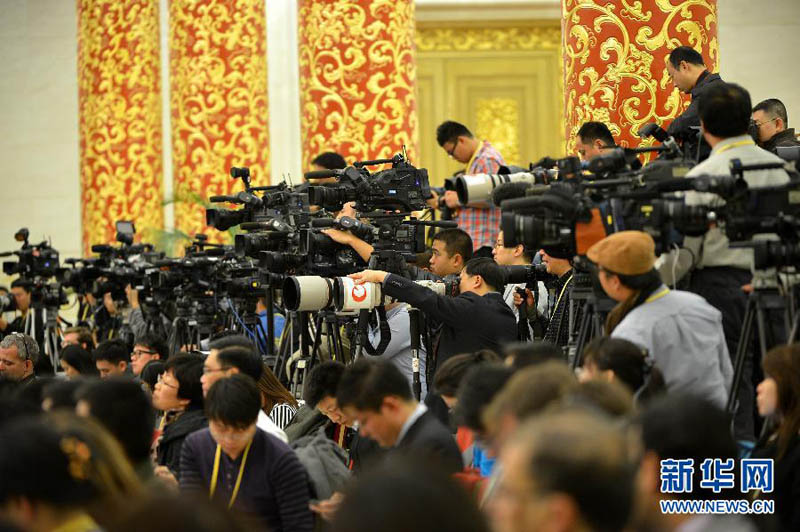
left=304, top=169, right=341, bottom=180
left=492, top=181, right=533, bottom=206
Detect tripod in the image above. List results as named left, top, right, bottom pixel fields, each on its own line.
left=568, top=283, right=616, bottom=370
left=726, top=287, right=790, bottom=414
left=25, top=305, right=60, bottom=374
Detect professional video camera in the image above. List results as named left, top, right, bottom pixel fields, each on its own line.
left=305, top=150, right=431, bottom=213
left=2, top=228, right=60, bottom=278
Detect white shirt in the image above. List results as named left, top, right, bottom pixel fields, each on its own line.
left=257, top=409, right=288, bottom=443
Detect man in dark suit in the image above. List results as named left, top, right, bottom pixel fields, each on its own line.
left=336, top=359, right=463, bottom=475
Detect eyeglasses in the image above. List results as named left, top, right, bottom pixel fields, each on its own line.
left=445, top=140, right=458, bottom=158
left=202, top=366, right=227, bottom=375
left=754, top=117, right=777, bottom=128
left=131, top=349, right=156, bottom=358
left=156, top=374, right=178, bottom=389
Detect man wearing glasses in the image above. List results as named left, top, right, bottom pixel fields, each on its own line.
left=752, top=98, right=800, bottom=155
left=435, top=120, right=506, bottom=258
left=0, top=332, right=39, bottom=387
left=129, top=332, right=168, bottom=377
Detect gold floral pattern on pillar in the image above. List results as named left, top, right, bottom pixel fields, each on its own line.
left=169, top=0, right=269, bottom=242
left=298, top=0, right=418, bottom=170
left=562, top=0, right=718, bottom=155
left=476, top=98, right=521, bottom=166
left=78, top=0, right=164, bottom=255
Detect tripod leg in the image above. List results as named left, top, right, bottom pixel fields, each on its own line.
left=571, top=302, right=594, bottom=370
left=727, top=298, right=755, bottom=415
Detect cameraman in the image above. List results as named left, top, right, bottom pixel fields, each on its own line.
left=752, top=98, right=800, bottom=154
left=658, top=82, right=790, bottom=439
left=367, top=301, right=427, bottom=399
left=0, top=280, right=39, bottom=339
left=435, top=121, right=505, bottom=257
left=665, top=46, right=725, bottom=161
left=492, top=231, right=546, bottom=340
left=350, top=257, right=516, bottom=372
left=323, top=226, right=473, bottom=281
left=126, top=284, right=172, bottom=342
left=575, top=121, right=617, bottom=161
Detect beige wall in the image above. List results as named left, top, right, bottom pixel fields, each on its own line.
left=0, top=0, right=81, bottom=280
left=718, top=0, right=800, bottom=129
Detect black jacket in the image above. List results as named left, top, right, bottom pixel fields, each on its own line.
left=396, top=411, right=463, bottom=474
left=157, top=408, right=207, bottom=477
left=667, top=71, right=725, bottom=160
left=762, top=128, right=800, bottom=155
left=382, top=274, right=517, bottom=370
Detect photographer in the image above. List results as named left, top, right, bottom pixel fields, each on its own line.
left=665, top=45, right=725, bottom=160
left=658, top=82, right=790, bottom=439
left=0, top=280, right=43, bottom=344
left=126, top=284, right=172, bottom=342
left=492, top=231, right=546, bottom=340
left=588, top=231, right=732, bottom=409
left=575, top=121, right=617, bottom=162
left=367, top=301, right=427, bottom=399
left=350, top=257, right=516, bottom=372
left=752, top=98, right=800, bottom=154
left=435, top=121, right=505, bottom=256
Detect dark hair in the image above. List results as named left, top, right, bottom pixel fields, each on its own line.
left=577, top=121, right=615, bottom=146
left=311, top=151, right=347, bottom=170
left=762, top=344, right=800, bottom=459
left=503, top=341, right=564, bottom=370
left=42, top=380, right=83, bottom=411
left=9, top=279, right=32, bottom=292
left=668, top=46, right=705, bottom=68
left=164, top=354, right=204, bottom=409
left=436, top=121, right=473, bottom=147
left=513, top=411, right=634, bottom=531
left=303, top=361, right=346, bottom=407
left=337, top=359, right=413, bottom=411
left=114, top=495, right=250, bottom=532
left=332, top=455, right=490, bottom=532
left=433, top=350, right=499, bottom=397
left=76, top=379, right=155, bottom=464
left=135, top=333, right=169, bottom=361
left=61, top=345, right=100, bottom=376
left=637, top=395, right=737, bottom=500
left=753, top=98, right=789, bottom=128
left=454, top=364, right=513, bottom=433
left=464, top=257, right=505, bottom=292
left=216, top=346, right=263, bottom=381
left=208, top=333, right=254, bottom=351
left=258, top=363, right=298, bottom=411
left=93, top=339, right=131, bottom=365
left=583, top=336, right=666, bottom=402
left=140, top=360, right=166, bottom=392
left=603, top=268, right=663, bottom=334
left=432, top=228, right=473, bottom=263
left=698, top=82, right=752, bottom=138
left=205, top=374, right=261, bottom=429
left=63, top=326, right=95, bottom=350
left=563, top=379, right=634, bottom=418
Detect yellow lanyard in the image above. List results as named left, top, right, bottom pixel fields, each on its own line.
left=645, top=287, right=670, bottom=303
left=465, top=141, right=482, bottom=173
left=714, top=139, right=754, bottom=155
left=551, top=273, right=574, bottom=317
left=209, top=440, right=253, bottom=508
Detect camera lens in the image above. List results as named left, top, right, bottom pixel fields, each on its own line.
left=283, top=276, right=334, bottom=311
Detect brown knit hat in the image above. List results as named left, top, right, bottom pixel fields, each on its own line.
left=586, top=231, right=656, bottom=275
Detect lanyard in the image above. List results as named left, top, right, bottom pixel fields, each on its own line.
left=551, top=273, right=574, bottom=317
left=209, top=440, right=253, bottom=508
left=714, top=139, right=754, bottom=155
left=645, top=287, right=670, bottom=303
left=466, top=142, right=482, bottom=173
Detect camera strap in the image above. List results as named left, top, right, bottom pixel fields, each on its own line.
left=362, top=305, right=392, bottom=357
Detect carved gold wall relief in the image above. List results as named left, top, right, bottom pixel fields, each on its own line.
left=169, top=0, right=270, bottom=243
left=78, top=0, right=164, bottom=254
left=298, top=0, right=418, bottom=171
left=562, top=0, right=718, bottom=156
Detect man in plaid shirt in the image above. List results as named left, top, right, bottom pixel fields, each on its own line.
left=436, top=121, right=506, bottom=256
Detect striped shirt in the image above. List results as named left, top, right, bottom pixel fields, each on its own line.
left=455, top=141, right=505, bottom=249
left=269, top=403, right=297, bottom=430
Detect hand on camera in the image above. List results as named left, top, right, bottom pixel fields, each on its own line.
left=322, top=228, right=353, bottom=245
left=443, top=190, right=460, bottom=209
left=337, top=202, right=357, bottom=220
left=125, top=284, right=139, bottom=309
left=427, top=189, right=440, bottom=209
left=103, top=293, right=117, bottom=316
left=350, top=270, right=389, bottom=284
left=513, top=288, right=535, bottom=311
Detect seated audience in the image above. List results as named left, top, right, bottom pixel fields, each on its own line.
left=180, top=374, right=313, bottom=532
left=61, top=326, right=95, bottom=351
left=41, top=379, right=82, bottom=411
left=257, top=363, right=298, bottom=429
left=93, top=339, right=132, bottom=378
left=580, top=336, right=666, bottom=402
left=130, top=333, right=169, bottom=377
left=140, top=359, right=166, bottom=395
left=0, top=332, right=40, bottom=387
left=60, top=344, right=99, bottom=378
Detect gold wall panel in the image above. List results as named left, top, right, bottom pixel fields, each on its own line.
left=169, top=0, right=270, bottom=242
left=78, top=0, right=164, bottom=255
left=416, top=24, right=563, bottom=186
